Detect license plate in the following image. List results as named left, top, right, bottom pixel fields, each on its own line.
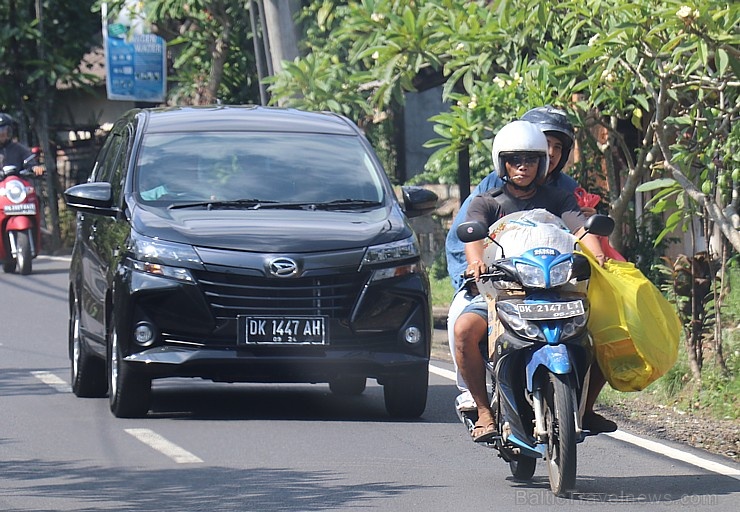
left=240, top=316, right=327, bottom=344
left=4, top=203, right=36, bottom=215
left=516, top=301, right=584, bottom=320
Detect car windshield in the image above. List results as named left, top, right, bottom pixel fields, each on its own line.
left=135, top=132, right=386, bottom=206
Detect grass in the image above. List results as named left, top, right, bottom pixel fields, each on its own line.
left=430, top=273, right=455, bottom=307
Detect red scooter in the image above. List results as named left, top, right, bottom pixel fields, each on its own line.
left=0, top=151, right=42, bottom=275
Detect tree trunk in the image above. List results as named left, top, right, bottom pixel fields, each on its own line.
left=35, top=0, right=61, bottom=252
left=262, top=0, right=299, bottom=78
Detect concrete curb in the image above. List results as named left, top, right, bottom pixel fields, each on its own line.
left=433, top=306, right=448, bottom=329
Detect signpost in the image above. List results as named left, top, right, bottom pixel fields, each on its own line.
left=102, top=2, right=166, bottom=103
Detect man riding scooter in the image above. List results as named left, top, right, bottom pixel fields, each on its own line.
left=0, top=112, right=43, bottom=274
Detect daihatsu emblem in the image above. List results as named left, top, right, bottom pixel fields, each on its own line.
left=268, top=258, right=298, bottom=277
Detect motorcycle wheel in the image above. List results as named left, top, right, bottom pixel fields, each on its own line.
left=329, top=376, right=367, bottom=396
left=69, top=295, right=107, bottom=397
left=15, top=230, right=32, bottom=275
left=544, top=372, right=577, bottom=496
left=2, top=259, right=16, bottom=273
left=509, top=455, right=537, bottom=481
left=383, top=367, right=428, bottom=418
left=108, top=313, right=151, bottom=418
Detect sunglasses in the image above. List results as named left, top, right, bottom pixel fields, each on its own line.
left=504, top=155, right=539, bottom=166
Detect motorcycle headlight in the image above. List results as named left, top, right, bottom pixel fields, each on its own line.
left=550, top=260, right=573, bottom=287
left=130, top=231, right=203, bottom=282
left=515, top=262, right=546, bottom=288
left=497, top=301, right=544, bottom=341
left=3, top=179, right=27, bottom=204
left=561, top=312, right=589, bottom=339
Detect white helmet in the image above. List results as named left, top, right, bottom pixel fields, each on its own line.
left=491, top=120, right=549, bottom=184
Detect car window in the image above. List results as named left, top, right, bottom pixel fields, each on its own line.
left=88, top=131, right=120, bottom=182
left=94, top=133, right=124, bottom=186
left=109, top=128, right=132, bottom=203
left=135, top=132, right=385, bottom=204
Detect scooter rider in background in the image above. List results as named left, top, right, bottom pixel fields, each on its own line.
left=0, top=113, right=43, bottom=175
left=446, top=106, right=586, bottom=412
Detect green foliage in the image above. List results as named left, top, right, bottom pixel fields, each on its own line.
left=103, top=0, right=261, bottom=105
left=0, top=0, right=101, bottom=127
left=620, top=208, right=679, bottom=281
left=269, top=0, right=739, bottom=260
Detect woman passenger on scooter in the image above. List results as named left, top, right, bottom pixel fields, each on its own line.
left=453, top=120, right=611, bottom=443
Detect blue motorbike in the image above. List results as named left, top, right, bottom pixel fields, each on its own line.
left=456, top=211, right=614, bottom=496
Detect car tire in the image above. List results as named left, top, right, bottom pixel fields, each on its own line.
left=69, top=296, right=107, bottom=398
left=329, top=376, right=367, bottom=396
left=383, top=366, right=428, bottom=418
left=108, top=314, right=151, bottom=418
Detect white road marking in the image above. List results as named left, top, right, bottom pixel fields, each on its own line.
left=429, top=364, right=457, bottom=381
left=606, top=429, right=740, bottom=480
left=428, top=362, right=740, bottom=480
left=125, top=428, right=203, bottom=464
left=31, top=371, right=70, bottom=393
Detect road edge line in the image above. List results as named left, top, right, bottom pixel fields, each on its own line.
left=429, top=362, right=740, bottom=480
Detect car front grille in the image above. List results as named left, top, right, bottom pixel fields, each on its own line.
left=192, top=270, right=370, bottom=322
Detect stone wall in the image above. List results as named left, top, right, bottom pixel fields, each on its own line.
left=399, top=184, right=463, bottom=267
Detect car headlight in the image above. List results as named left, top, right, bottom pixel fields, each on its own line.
left=515, top=261, right=546, bottom=288
left=130, top=231, right=203, bottom=282
left=363, top=236, right=422, bottom=281
left=2, top=179, right=27, bottom=204
left=362, top=236, right=419, bottom=265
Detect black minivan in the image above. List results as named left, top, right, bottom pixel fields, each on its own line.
left=64, top=106, right=437, bottom=418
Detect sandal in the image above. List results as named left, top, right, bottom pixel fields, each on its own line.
left=471, top=421, right=497, bottom=443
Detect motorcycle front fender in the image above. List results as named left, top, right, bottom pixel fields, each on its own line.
left=525, top=344, right=571, bottom=391
left=5, top=215, right=33, bottom=231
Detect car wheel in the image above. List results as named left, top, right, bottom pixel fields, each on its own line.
left=108, top=314, right=151, bottom=418
left=329, top=376, right=367, bottom=396
left=69, top=296, right=107, bottom=398
left=383, top=367, right=428, bottom=418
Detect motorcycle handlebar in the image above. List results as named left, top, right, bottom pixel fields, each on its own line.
left=461, top=267, right=508, bottom=286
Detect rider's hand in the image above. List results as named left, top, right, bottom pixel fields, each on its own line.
left=465, top=259, right=486, bottom=281
left=32, top=165, right=44, bottom=176
left=580, top=206, right=596, bottom=217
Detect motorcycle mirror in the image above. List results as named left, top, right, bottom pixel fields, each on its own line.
left=457, top=220, right=490, bottom=243
left=582, top=214, right=615, bottom=238
left=31, top=146, right=41, bottom=155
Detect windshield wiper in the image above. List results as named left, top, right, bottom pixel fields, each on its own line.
left=168, top=198, right=382, bottom=211
left=310, top=199, right=383, bottom=210
left=168, top=199, right=276, bottom=210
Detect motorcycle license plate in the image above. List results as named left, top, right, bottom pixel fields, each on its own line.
left=239, top=316, right=327, bottom=344
left=516, top=301, right=584, bottom=320
left=4, top=203, right=36, bottom=215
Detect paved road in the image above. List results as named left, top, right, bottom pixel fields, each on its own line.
left=1, top=256, right=738, bottom=511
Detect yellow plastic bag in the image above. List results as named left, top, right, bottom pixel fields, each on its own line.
left=580, top=247, right=681, bottom=392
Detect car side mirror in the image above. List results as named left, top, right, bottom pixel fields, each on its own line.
left=401, top=186, right=438, bottom=218
left=64, top=182, right=118, bottom=217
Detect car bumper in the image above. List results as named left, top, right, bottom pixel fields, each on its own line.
left=125, top=345, right=429, bottom=384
